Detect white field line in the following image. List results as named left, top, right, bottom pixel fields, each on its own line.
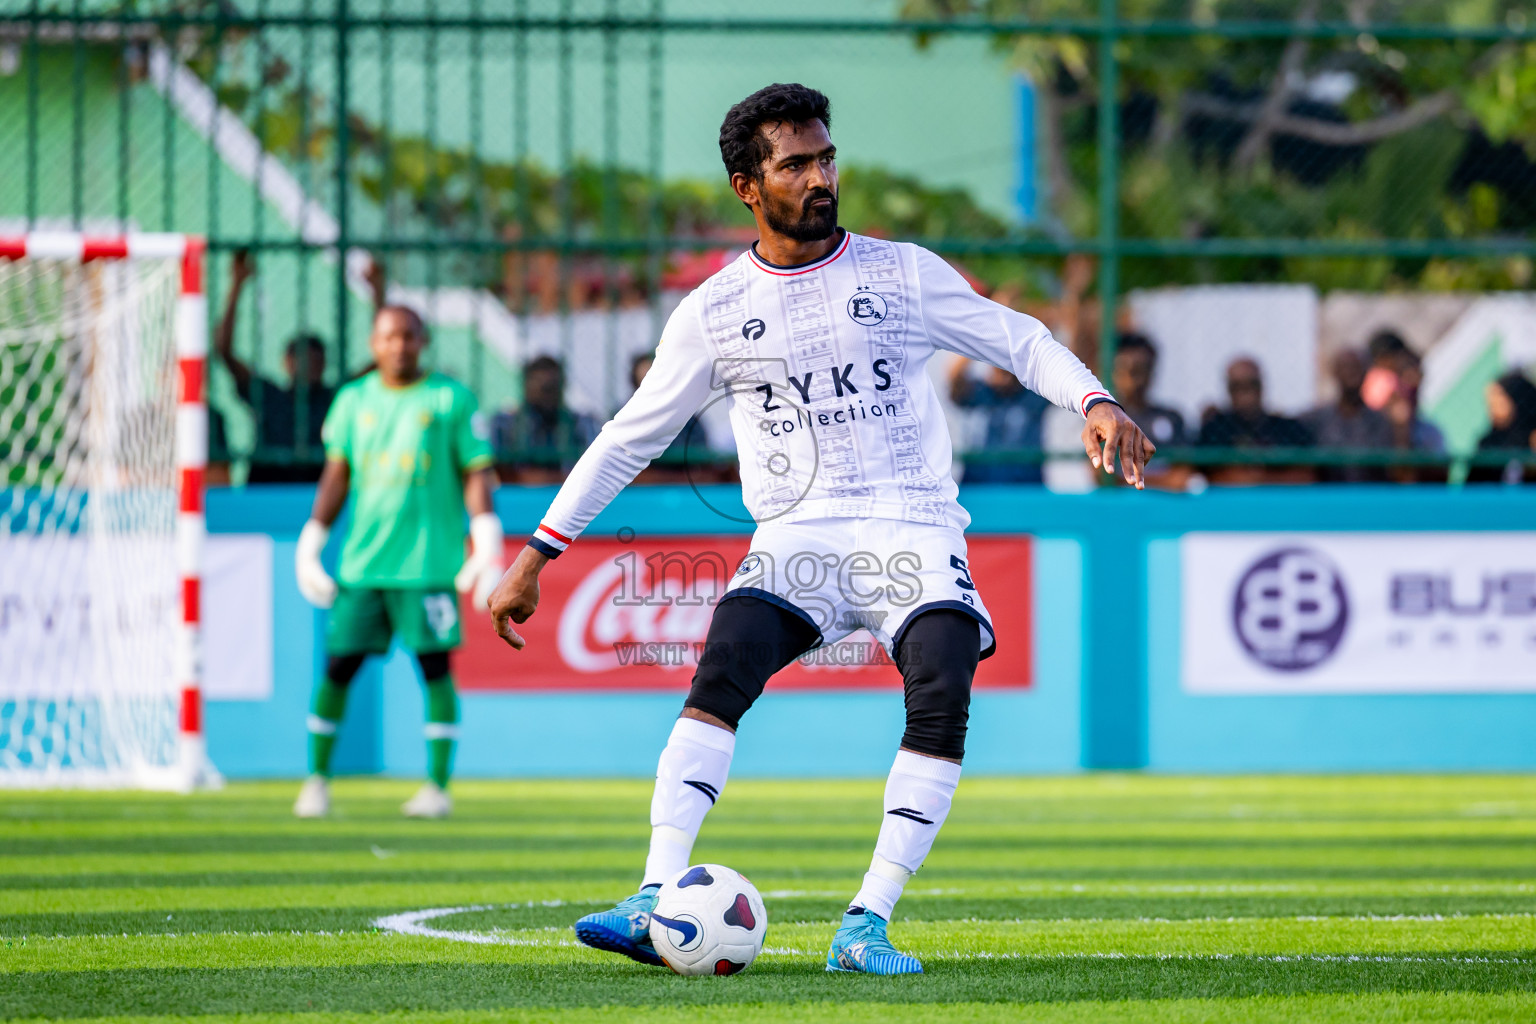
left=370, top=901, right=605, bottom=948
left=361, top=906, right=1536, bottom=963
left=16, top=908, right=1536, bottom=942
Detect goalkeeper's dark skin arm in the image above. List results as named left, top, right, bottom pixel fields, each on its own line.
left=309, top=458, right=351, bottom=528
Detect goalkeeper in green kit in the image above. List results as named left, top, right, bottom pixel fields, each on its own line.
left=291, top=305, right=502, bottom=819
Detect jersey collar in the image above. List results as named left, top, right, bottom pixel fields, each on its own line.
left=747, top=229, right=850, bottom=276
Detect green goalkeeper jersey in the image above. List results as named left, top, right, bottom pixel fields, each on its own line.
left=323, top=370, right=494, bottom=588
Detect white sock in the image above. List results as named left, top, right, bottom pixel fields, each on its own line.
left=850, top=749, right=962, bottom=920
left=641, top=717, right=735, bottom=888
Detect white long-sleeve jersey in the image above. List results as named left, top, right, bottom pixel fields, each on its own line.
left=528, top=231, right=1111, bottom=558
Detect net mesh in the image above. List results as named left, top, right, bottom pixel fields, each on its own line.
left=0, top=254, right=184, bottom=787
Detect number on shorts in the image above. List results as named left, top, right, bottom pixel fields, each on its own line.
left=423, top=593, right=459, bottom=639
left=950, top=554, right=977, bottom=592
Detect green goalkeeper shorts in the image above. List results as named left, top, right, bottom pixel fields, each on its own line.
left=326, top=586, right=462, bottom=655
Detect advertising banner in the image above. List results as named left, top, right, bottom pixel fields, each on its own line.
left=0, top=534, right=273, bottom=700
left=457, top=535, right=1033, bottom=691
left=1182, top=532, right=1536, bottom=693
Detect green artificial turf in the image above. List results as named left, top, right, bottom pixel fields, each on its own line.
left=3, top=776, right=1535, bottom=1022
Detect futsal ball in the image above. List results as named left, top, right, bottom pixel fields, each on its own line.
left=648, top=863, right=767, bottom=975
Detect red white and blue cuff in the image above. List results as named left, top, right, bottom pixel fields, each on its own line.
left=1080, top=391, right=1117, bottom=417
left=528, top=523, right=573, bottom=559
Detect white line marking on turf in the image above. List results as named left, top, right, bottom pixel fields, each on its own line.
left=371, top=905, right=830, bottom=954
left=370, top=906, right=1536, bottom=964
left=373, top=905, right=582, bottom=948
left=21, top=910, right=1533, bottom=944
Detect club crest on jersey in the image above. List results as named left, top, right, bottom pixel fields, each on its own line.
left=847, top=290, right=887, bottom=326
left=741, top=318, right=766, bottom=341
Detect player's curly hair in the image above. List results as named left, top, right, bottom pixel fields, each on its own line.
left=719, top=83, right=832, bottom=181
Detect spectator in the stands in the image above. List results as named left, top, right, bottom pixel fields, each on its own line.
left=1302, top=348, right=1393, bottom=482
left=1381, top=349, right=1443, bottom=448
left=629, top=351, right=712, bottom=483
left=1113, top=333, right=1185, bottom=447
left=1361, top=330, right=1412, bottom=412
left=1110, top=332, right=1192, bottom=489
left=493, top=355, right=600, bottom=484
left=1198, top=357, right=1313, bottom=484
left=1468, top=371, right=1536, bottom=484
left=214, top=251, right=334, bottom=482
left=214, top=250, right=386, bottom=482
left=206, top=404, right=232, bottom=487
left=948, top=358, right=1051, bottom=483
left=1382, top=349, right=1447, bottom=484
left=1200, top=357, right=1313, bottom=448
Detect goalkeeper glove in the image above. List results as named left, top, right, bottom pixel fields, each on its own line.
left=295, top=519, right=339, bottom=609
left=455, top=512, right=505, bottom=608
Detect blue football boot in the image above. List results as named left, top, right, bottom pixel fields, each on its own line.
left=825, top=906, right=924, bottom=975
left=573, top=886, right=665, bottom=967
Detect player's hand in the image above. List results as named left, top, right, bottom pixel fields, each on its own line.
left=1082, top=402, right=1156, bottom=490
left=487, top=546, right=549, bottom=651
left=231, top=249, right=254, bottom=284
left=295, top=519, right=338, bottom=608
left=364, top=255, right=387, bottom=304
left=455, top=513, right=505, bottom=608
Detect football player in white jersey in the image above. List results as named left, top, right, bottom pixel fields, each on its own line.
left=487, top=84, right=1154, bottom=975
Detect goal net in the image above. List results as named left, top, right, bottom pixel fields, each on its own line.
left=0, top=235, right=218, bottom=790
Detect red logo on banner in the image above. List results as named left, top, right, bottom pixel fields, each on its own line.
left=458, top=536, right=1032, bottom=691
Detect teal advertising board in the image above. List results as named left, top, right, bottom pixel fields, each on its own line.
left=205, top=485, right=1536, bottom=777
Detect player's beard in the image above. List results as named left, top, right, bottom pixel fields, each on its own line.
left=762, top=187, right=838, bottom=243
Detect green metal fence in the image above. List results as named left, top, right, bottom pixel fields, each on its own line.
left=2, top=1, right=1534, bottom=483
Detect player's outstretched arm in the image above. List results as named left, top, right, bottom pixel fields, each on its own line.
left=1082, top=402, right=1157, bottom=490
left=487, top=545, right=548, bottom=650
left=912, top=246, right=1157, bottom=487
left=295, top=457, right=349, bottom=608
left=487, top=296, right=712, bottom=652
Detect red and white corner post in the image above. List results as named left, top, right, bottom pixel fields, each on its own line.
left=174, top=236, right=222, bottom=790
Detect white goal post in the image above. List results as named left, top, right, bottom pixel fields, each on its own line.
left=0, top=233, right=220, bottom=790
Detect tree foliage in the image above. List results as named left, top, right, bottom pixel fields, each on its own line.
left=196, top=45, right=1028, bottom=292
left=899, top=0, right=1536, bottom=290
left=164, top=3, right=1536, bottom=296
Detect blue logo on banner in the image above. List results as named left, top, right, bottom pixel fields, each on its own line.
left=1233, top=548, right=1349, bottom=671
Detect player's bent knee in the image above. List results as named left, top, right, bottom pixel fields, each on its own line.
left=416, top=650, right=451, bottom=682
left=895, top=609, right=979, bottom=761
left=325, top=653, right=367, bottom=687
left=682, top=656, right=759, bottom=732
left=681, top=596, right=819, bottom=731
left=900, top=668, right=971, bottom=760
